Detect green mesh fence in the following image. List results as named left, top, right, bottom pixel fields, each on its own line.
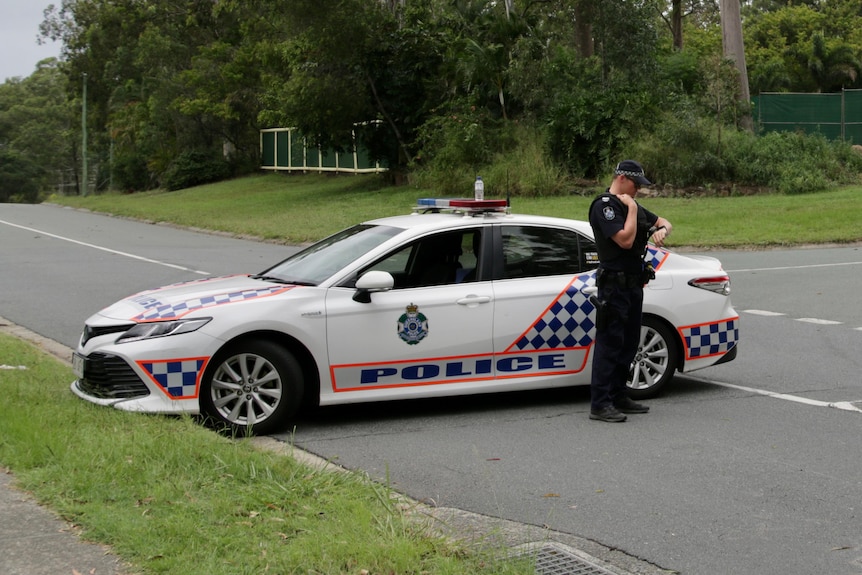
left=754, top=89, right=862, bottom=144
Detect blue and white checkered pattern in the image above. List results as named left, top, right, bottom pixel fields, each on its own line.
left=134, top=286, right=292, bottom=321
left=511, top=274, right=596, bottom=351
left=646, top=246, right=669, bottom=271
left=682, top=318, right=739, bottom=359
left=140, top=358, right=207, bottom=399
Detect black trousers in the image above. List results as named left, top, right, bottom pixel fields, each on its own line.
left=590, top=283, right=643, bottom=411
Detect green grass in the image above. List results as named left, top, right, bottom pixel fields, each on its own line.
left=49, top=173, right=862, bottom=248
left=0, top=333, right=532, bottom=574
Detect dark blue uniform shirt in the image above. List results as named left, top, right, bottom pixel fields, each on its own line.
left=589, top=192, right=658, bottom=273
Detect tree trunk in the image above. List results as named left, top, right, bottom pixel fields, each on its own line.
left=671, top=0, right=683, bottom=50
left=574, top=1, right=594, bottom=58
left=719, top=0, right=753, bottom=131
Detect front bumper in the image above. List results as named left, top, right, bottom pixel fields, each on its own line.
left=74, top=351, right=151, bottom=400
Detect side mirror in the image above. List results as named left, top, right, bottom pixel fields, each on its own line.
left=353, top=270, right=395, bottom=303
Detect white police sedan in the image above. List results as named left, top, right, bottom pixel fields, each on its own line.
left=72, top=199, right=738, bottom=435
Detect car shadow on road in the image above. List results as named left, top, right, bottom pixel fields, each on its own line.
left=294, top=385, right=593, bottom=427
left=293, top=374, right=728, bottom=429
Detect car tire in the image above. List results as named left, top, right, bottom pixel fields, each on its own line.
left=200, top=339, right=303, bottom=436
left=627, top=316, right=679, bottom=399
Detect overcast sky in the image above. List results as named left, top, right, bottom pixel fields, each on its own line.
left=0, top=0, right=63, bottom=81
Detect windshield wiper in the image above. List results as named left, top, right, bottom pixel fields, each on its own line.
left=251, top=274, right=316, bottom=286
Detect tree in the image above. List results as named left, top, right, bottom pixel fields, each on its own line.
left=23, top=0, right=861, bottom=195
left=669, top=0, right=684, bottom=50
left=573, top=1, right=595, bottom=57
left=0, top=59, right=77, bottom=199
left=266, top=0, right=448, bottom=174
left=447, top=0, right=534, bottom=121
left=719, top=0, right=752, bottom=130
left=744, top=3, right=862, bottom=93
left=0, top=151, right=42, bottom=202
left=40, top=0, right=272, bottom=191
left=658, top=0, right=720, bottom=51
left=806, top=31, right=860, bottom=92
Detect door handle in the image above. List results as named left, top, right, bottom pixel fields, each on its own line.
left=456, top=295, right=491, bottom=306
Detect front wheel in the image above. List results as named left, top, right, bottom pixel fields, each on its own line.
left=200, top=340, right=303, bottom=436
left=627, top=316, right=679, bottom=400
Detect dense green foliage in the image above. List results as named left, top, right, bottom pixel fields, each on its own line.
left=0, top=60, right=78, bottom=199
left=161, top=149, right=231, bottom=191
left=630, top=109, right=862, bottom=193
left=3, top=0, right=862, bottom=201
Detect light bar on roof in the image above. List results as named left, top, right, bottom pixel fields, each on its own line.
left=416, top=198, right=509, bottom=211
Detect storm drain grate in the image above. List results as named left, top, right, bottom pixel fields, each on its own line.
left=509, top=542, right=619, bottom=575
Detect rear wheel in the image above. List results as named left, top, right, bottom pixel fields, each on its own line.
left=627, top=316, right=679, bottom=399
left=200, top=339, right=303, bottom=436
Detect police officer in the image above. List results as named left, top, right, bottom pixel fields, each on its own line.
left=587, top=160, right=672, bottom=422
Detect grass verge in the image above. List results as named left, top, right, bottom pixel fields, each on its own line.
left=49, top=173, right=862, bottom=249
left=0, top=333, right=532, bottom=574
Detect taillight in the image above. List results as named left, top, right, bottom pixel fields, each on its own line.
left=688, top=275, right=731, bottom=296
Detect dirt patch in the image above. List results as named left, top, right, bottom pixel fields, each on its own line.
left=644, top=183, right=771, bottom=198
left=569, top=181, right=771, bottom=198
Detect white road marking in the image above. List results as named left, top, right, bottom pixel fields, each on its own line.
left=730, top=260, right=861, bottom=329
left=727, top=261, right=862, bottom=273
left=744, top=309, right=786, bottom=316
left=0, top=219, right=210, bottom=275
left=688, top=375, right=862, bottom=413
left=743, top=310, right=846, bottom=326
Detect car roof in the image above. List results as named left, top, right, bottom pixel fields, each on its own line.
left=363, top=210, right=595, bottom=238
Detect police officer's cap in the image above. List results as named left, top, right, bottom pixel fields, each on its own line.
left=614, top=160, right=652, bottom=186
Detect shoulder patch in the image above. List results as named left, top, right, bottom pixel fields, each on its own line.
left=603, top=206, right=616, bottom=221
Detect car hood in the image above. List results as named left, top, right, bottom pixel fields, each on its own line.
left=97, top=274, right=299, bottom=322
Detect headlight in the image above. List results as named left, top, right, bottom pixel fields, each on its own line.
left=115, top=318, right=212, bottom=344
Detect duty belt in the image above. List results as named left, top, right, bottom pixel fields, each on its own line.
left=596, top=267, right=642, bottom=289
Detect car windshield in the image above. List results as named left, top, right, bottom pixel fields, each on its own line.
left=255, top=224, right=402, bottom=285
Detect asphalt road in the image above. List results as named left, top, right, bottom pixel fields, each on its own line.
left=2, top=203, right=862, bottom=575
left=0, top=203, right=295, bottom=347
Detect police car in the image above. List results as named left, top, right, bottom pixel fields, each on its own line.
left=71, top=198, right=738, bottom=435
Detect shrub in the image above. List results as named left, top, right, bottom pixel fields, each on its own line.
left=627, top=107, right=729, bottom=187
left=546, top=87, right=641, bottom=180
left=410, top=120, right=568, bottom=197
left=543, top=56, right=660, bottom=181
left=161, top=150, right=231, bottom=191
left=412, top=103, right=501, bottom=171
left=483, top=124, right=569, bottom=197
left=410, top=101, right=510, bottom=195
left=628, top=108, right=862, bottom=194
left=413, top=88, right=862, bottom=196
left=0, top=150, right=43, bottom=203
left=112, top=151, right=153, bottom=192
left=723, top=130, right=861, bottom=193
